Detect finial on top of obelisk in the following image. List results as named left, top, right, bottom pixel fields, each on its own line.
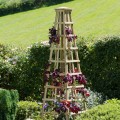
left=55, top=7, right=72, bottom=11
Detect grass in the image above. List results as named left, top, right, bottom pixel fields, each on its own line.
left=0, top=0, right=120, bottom=48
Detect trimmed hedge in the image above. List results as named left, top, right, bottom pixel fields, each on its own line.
left=82, top=36, right=120, bottom=99
left=0, top=0, right=73, bottom=16
left=0, top=88, right=19, bottom=120
left=76, top=99, right=120, bottom=120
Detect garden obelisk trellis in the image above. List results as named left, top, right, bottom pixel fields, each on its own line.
left=42, top=7, right=89, bottom=119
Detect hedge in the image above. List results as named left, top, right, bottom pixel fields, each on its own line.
left=0, top=88, right=19, bottom=120
left=82, top=36, right=120, bottom=99
left=76, top=99, right=120, bottom=120
left=0, top=0, right=73, bottom=16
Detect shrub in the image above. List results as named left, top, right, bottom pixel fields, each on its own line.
left=16, top=100, right=54, bottom=120
left=82, top=36, right=120, bottom=99
left=0, top=43, right=25, bottom=91
left=13, top=43, right=49, bottom=100
left=15, top=101, right=41, bottom=120
left=0, top=43, right=50, bottom=101
left=0, top=88, right=19, bottom=120
left=76, top=99, right=120, bottom=120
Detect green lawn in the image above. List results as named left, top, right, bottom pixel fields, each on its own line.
left=0, top=0, right=120, bottom=48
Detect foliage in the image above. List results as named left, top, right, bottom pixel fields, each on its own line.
left=16, top=101, right=55, bottom=120
left=82, top=36, right=120, bottom=99
left=86, top=88, right=107, bottom=109
left=76, top=99, right=120, bottom=120
left=15, top=101, right=41, bottom=120
left=0, top=88, right=19, bottom=120
left=0, top=0, right=72, bottom=16
left=0, top=44, right=22, bottom=89
left=0, top=0, right=38, bottom=16
left=0, top=43, right=49, bottom=100
left=17, top=43, right=49, bottom=100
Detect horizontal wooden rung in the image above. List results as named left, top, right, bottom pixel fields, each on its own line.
left=50, top=60, right=65, bottom=63
left=67, top=47, right=78, bottom=50
left=70, top=110, right=86, bottom=115
left=66, top=60, right=80, bottom=63
left=42, top=98, right=55, bottom=101
left=44, top=85, right=63, bottom=89
left=44, top=85, right=84, bottom=89
left=50, top=60, right=80, bottom=63
left=67, top=85, right=84, bottom=89
left=50, top=47, right=78, bottom=50
left=59, top=72, right=82, bottom=76
left=54, top=22, right=74, bottom=24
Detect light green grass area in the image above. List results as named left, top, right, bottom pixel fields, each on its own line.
left=0, top=0, right=120, bottom=48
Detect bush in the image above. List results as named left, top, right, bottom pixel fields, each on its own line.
left=14, top=43, right=50, bottom=100
left=82, top=36, right=120, bottom=99
left=0, top=44, right=21, bottom=90
left=15, top=101, right=41, bottom=120
left=0, top=0, right=73, bottom=16
left=0, top=88, right=19, bottom=120
left=0, top=43, right=50, bottom=101
left=16, top=100, right=54, bottom=120
left=76, top=99, right=120, bottom=120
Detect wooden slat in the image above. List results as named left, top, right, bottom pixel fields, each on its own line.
left=66, top=60, right=80, bottom=63
left=67, top=85, right=84, bottom=89
left=44, top=85, right=63, bottom=89
left=59, top=72, right=82, bottom=76
left=54, top=22, right=74, bottom=24
left=70, top=110, right=86, bottom=115
left=42, top=98, right=55, bottom=101
left=50, top=60, right=80, bottom=63
left=49, top=47, right=77, bottom=50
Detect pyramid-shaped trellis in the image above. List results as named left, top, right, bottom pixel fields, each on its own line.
left=42, top=7, right=89, bottom=120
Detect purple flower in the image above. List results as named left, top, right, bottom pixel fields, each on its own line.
left=59, top=103, right=63, bottom=107
left=65, top=27, right=72, bottom=35
left=77, top=74, right=87, bottom=85
left=54, top=107, right=61, bottom=113
left=43, top=103, right=48, bottom=110
left=61, top=106, right=67, bottom=112
left=49, top=27, right=59, bottom=44
left=63, top=74, right=72, bottom=83
left=51, top=69, right=60, bottom=78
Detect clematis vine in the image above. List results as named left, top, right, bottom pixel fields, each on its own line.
left=76, top=74, right=87, bottom=85
left=49, top=27, right=60, bottom=44
left=51, top=69, right=60, bottom=78
left=63, top=73, right=73, bottom=83
left=65, top=26, right=77, bottom=42
left=53, top=100, right=81, bottom=114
